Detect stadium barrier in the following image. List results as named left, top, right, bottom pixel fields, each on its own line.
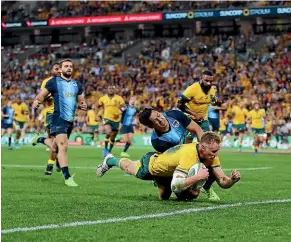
left=1, top=133, right=290, bottom=149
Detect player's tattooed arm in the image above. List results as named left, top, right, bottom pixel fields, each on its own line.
left=186, top=120, right=203, bottom=141
left=213, top=166, right=240, bottom=189
left=178, top=95, right=204, bottom=122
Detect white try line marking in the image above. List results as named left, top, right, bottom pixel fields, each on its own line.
left=2, top=199, right=291, bottom=234
left=1, top=164, right=273, bottom=171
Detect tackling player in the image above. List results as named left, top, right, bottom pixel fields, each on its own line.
left=97, top=85, right=126, bottom=157
left=32, top=59, right=87, bottom=186
left=1, top=100, right=15, bottom=150
left=12, top=97, right=29, bottom=149
left=96, top=132, right=241, bottom=201
left=138, top=107, right=203, bottom=153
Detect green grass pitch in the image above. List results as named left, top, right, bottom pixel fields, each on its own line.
left=1, top=145, right=291, bottom=242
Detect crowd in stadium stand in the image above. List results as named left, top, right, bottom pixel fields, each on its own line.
left=1, top=31, right=291, bottom=142
left=2, top=1, right=290, bottom=21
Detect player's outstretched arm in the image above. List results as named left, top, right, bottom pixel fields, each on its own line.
left=213, top=166, right=241, bottom=189
left=32, top=88, right=50, bottom=109
left=171, top=168, right=209, bottom=193
left=186, top=120, right=204, bottom=141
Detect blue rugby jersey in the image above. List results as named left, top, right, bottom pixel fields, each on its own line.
left=2, top=106, right=14, bottom=124
left=208, top=105, right=219, bottom=119
left=121, top=105, right=137, bottom=126
left=45, top=77, right=83, bottom=122
left=151, top=109, right=192, bottom=152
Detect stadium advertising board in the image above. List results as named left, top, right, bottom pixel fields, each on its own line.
left=1, top=133, right=290, bottom=149
left=1, top=20, right=48, bottom=28
left=2, top=6, right=290, bottom=29
left=1, top=13, right=162, bottom=29
left=48, top=13, right=162, bottom=26
left=162, top=6, right=291, bottom=20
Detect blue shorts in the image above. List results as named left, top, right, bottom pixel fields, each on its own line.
left=208, top=118, right=219, bottom=132
left=50, top=114, right=74, bottom=138
left=120, top=125, right=134, bottom=134
left=2, top=122, right=13, bottom=129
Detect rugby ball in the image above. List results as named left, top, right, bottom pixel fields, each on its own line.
left=187, top=162, right=207, bottom=190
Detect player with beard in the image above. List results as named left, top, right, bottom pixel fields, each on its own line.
left=31, top=63, right=62, bottom=175
left=32, top=59, right=87, bottom=186
left=177, top=70, right=222, bottom=201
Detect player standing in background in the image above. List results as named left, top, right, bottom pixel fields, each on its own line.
left=264, top=116, right=273, bottom=148
left=12, top=96, right=29, bottom=149
left=96, top=132, right=241, bottom=201
left=1, top=100, right=15, bottom=150
left=86, top=104, right=101, bottom=147
left=119, top=96, right=137, bottom=158
left=97, top=85, right=126, bottom=157
left=177, top=70, right=221, bottom=201
left=247, top=102, right=266, bottom=155
left=231, top=101, right=248, bottom=152
left=178, top=70, right=221, bottom=143
left=32, top=59, right=87, bottom=186
left=138, top=107, right=203, bottom=153
left=31, top=63, right=61, bottom=175
left=219, top=113, right=232, bottom=146
left=208, top=85, right=227, bottom=133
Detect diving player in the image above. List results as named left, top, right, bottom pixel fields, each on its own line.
left=96, top=132, right=241, bottom=201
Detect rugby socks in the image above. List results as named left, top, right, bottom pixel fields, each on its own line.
left=123, top=142, right=130, bottom=152
left=46, top=159, right=55, bottom=173
left=104, top=137, right=110, bottom=150
left=91, top=134, right=94, bottom=141
left=61, top=166, right=71, bottom=179
left=108, top=139, right=115, bottom=152
left=48, top=159, right=55, bottom=165
left=8, top=137, right=12, bottom=147
left=107, top=157, right=120, bottom=167
left=37, top=137, right=46, bottom=145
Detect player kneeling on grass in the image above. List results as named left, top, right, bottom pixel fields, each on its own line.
left=96, top=132, right=241, bottom=200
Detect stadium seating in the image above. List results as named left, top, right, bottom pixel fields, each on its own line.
left=1, top=31, right=290, bottom=135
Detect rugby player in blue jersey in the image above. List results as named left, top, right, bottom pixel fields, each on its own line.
left=138, top=107, right=203, bottom=153
left=32, top=59, right=87, bottom=187
left=119, top=96, right=138, bottom=158
left=1, top=100, right=15, bottom=150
